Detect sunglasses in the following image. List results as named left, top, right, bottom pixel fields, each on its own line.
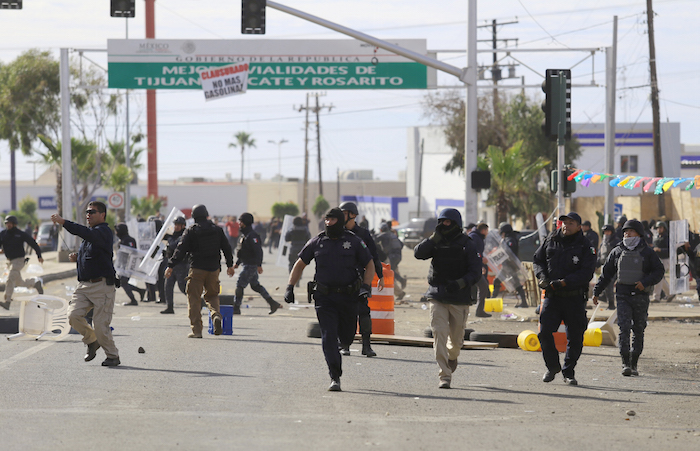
left=85, top=209, right=101, bottom=215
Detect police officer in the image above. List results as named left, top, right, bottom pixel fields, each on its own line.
left=165, top=204, right=234, bottom=338
left=593, top=219, right=664, bottom=376
left=582, top=220, right=600, bottom=250
left=414, top=208, right=482, bottom=389
left=339, top=201, right=383, bottom=358
left=533, top=212, right=597, bottom=386
left=596, top=224, right=620, bottom=310
left=0, top=215, right=44, bottom=310
left=285, top=216, right=311, bottom=275
left=492, top=223, right=528, bottom=308
left=115, top=223, right=146, bottom=306
left=233, top=212, right=282, bottom=315
left=51, top=202, right=120, bottom=367
left=468, top=222, right=491, bottom=318
left=162, top=216, right=189, bottom=314
left=284, top=208, right=375, bottom=392
left=651, top=221, right=672, bottom=302
left=145, top=216, right=166, bottom=304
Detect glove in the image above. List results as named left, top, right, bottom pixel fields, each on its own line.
left=550, top=279, right=565, bottom=289
left=284, top=284, right=295, bottom=304
left=446, top=278, right=467, bottom=294
left=429, top=231, right=443, bottom=244
left=359, top=283, right=372, bottom=300
left=538, top=278, right=551, bottom=289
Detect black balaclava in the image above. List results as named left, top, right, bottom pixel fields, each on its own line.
left=239, top=212, right=254, bottom=235
left=324, top=208, right=346, bottom=239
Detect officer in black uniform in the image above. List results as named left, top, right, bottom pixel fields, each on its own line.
left=233, top=212, right=282, bottom=315
left=162, top=216, right=189, bottom=314
left=593, top=219, right=664, bottom=376
left=0, top=215, right=44, bottom=310
left=492, top=222, right=528, bottom=307
left=339, top=201, right=383, bottom=358
left=533, top=212, right=597, bottom=386
left=596, top=224, right=620, bottom=310
left=165, top=204, right=234, bottom=338
left=284, top=216, right=311, bottom=275
left=115, top=223, right=146, bottom=306
left=284, top=208, right=375, bottom=392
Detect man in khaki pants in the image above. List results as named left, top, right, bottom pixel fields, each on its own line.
left=0, top=215, right=44, bottom=310
left=51, top=202, right=120, bottom=367
left=165, top=204, right=235, bottom=338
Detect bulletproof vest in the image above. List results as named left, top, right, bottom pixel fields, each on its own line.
left=428, top=234, right=470, bottom=285
left=190, top=222, right=221, bottom=261
left=617, top=247, right=645, bottom=285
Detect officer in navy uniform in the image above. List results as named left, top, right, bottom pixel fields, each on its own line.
left=233, top=212, right=282, bottom=315
left=165, top=204, right=234, bottom=338
left=533, top=212, right=597, bottom=386
left=284, top=208, right=375, bottom=392
left=593, top=219, right=664, bottom=376
left=162, top=216, right=189, bottom=314
left=115, top=223, right=146, bottom=306
left=492, top=222, right=528, bottom=308
left=339, top=201, right=383, bottom=358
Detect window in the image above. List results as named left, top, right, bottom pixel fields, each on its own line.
left=621, top=155, right=638, bottom=173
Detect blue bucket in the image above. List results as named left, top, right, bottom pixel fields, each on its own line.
left=208, top=305, right=233, bottom=335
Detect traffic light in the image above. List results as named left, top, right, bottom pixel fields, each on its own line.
left=0, top=1, right=22, bottom=9
left=550, top=167, right=577, bottom=197
left=241, top=0, right=266, bottom=34
left=111, top=0, right=135, bottom=18
left=541, top=69, right=571, bottom=141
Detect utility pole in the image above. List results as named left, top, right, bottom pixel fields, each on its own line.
left=646, top=0, right=665, bottom=216
left=604, top=17, right=618, bottom=224
left=145, top=0, right=158, bottom=198
left=298, top=93, right=333, bottom=197
left=299, top=94, right=310, bottom=215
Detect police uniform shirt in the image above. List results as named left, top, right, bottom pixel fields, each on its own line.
left=63, top=221, right=115, bottom=281
left=593, top=240, right=665, bottom=296
left=236, top=229, right=264, bottom=266
left=0, top=227, right=42, bottom=260
left=119, top=234, right=137, bottom=249
left=298, top=230, right=372, bottom=287
left=533, top=229, right=597, bottom=291
left=350, top=224, right=383, bottom=279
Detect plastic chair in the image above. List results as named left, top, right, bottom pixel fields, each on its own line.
left=6, top=295, right=70, bottom=341
left=587, top=304, right=618, bottom=347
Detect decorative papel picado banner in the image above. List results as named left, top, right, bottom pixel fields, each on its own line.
left=566, top=169, right=700, bottom=195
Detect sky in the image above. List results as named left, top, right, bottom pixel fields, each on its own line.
left=1, top=0, right=699, bottom=185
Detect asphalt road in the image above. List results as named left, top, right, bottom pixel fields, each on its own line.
left=1, top=251, right=699, bottom=450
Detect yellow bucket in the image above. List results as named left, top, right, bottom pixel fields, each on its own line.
left=517, top=330, right=541, bottom=351
left=583, top=328, right=602, bottom=347
left=484, top=298, right=503, bottom=312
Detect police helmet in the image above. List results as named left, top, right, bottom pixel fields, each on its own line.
left=115, top=223, right=129, bottom=237
left=4, top=215, right=18, bottom=225
left=379, top=222, right=390, bottom=232
left=239, top=212, right=254, bottom=227
left=438, top=208, right=463, bottom=229
left=338, top=201, right=359, bottom=216
left=499, top=222, right=513, bottom=234
left=602, top=224, right=614, bottom=233
left=325, top=207, right=345, bottom=222
left=622, top=219, right=645, bottom=237
left=191, top=204, right=209, bottom=219
left=173, top=216, right=186, bottom=226
left=655, top=221, right=667, bottom=230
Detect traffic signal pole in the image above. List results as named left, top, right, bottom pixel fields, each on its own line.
left=556, top=71, right=566, bottom=217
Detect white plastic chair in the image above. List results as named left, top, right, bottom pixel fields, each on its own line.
left=587, top=304, right=618, bottom=347
left=6, top=295, right=70, bottom=341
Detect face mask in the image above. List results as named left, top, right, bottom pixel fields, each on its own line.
left=437, top=222, right=461, bottom=240
left=623, top=236, right=640, bottom=248
left=325, top=220, right=345, bottom=239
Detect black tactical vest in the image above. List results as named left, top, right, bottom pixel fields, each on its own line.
left=428, top=234, right=470, bottom=285
left=617, top=247, right=645, bottom=285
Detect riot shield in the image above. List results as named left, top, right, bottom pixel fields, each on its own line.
left=275, top=215, right=295, bottom=268
left=484, top=230, right=527, bottom=292
left=670, top=219, right=689, bottom=295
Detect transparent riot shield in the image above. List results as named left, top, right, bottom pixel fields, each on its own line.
left=484, top=230, right=527, bottom=292
left=670, top=219, right=689, bottom=295
left=275, top=215, right=295, bottom=268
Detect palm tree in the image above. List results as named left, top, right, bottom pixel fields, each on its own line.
left=485, top=140, right=550, bottom=225
left=228, top=131, right=256, bottom=183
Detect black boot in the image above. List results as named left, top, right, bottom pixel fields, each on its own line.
left=514, top=286, right=528, bottom=308
left=621, top=352, right=632, bottom=376
left=361, top=334, right=376, bottom=357
left=608, top=300, right=616, bottom=310
left=359, top=316, right=376, bottom=357
left=630, top=353, right=640, bottom=376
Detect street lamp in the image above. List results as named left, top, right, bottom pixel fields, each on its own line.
left=269, top=139, right=288, bottom=202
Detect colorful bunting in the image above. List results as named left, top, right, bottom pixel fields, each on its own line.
left=565, top=169, right=698, bottom=195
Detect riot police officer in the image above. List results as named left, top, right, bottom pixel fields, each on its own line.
left=115, top=223, right=146, bottom=306
left=414, top=208, right=482, bottom=389
left=162, top=216, right=189, bottom=314
left=593, top=219, right=664, bottom=376
left=492, top=222, right=528, bottom=308
left=339, top=201, right=383, bottom=357
left=165, top=204, right=234, bottom=338
left=284, top=208, right=375, bottom=392
left=533, top=212, right=597, bottom=386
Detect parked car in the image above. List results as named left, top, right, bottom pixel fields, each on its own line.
left=35, top=221, right=56, bottom=251
left=395, top=217, right=438, bottom=249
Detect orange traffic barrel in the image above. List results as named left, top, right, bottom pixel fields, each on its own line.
left=370, top=263, right=395, bottom=335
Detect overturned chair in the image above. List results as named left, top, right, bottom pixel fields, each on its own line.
left=587, top=305, right=618, bottom=347
left=6, top=295, right=71, bottom=341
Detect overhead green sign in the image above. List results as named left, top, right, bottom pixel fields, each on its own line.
left=108, top=39, right=430, bottom=90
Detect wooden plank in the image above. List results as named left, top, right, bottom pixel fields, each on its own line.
left=355, top=334, right=498, bottom=349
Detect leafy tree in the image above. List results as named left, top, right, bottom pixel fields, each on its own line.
left=312, top=195, right=330, bottom=218
left=228, top=131, right=256, bottom=183
left=131, top=195, right=163, bottom=219
left=7, top=196, right=39, bottom=229
left=0, top=50, right=61, bottom=209
left=272, top=202, right=299, bottom=218
left=483, top=141, right=550, bottom=225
